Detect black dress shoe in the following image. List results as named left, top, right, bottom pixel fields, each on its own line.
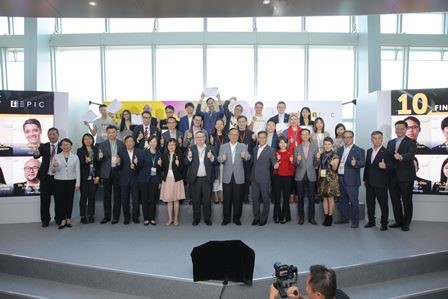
left=380, top=225, right=388, bottom=231
left=233, top=220, right=242, bottom=226
left=309, top=219, right=317, bottom=225
left=65, top=223, right=72, bottom=228
left=389, top=222, right=402, bottom=228
left=58, top=225, right=65, bottom=230
left=111, top=219, right=119, bottom=224
left=274, top=219, right=279, bottom=224
left=351, top=223, right=359, bottom=228
left=150, top=220, right=157, bottom=226
left=124, top=219, right=130, bottom=225
left=298, top=218, right=304, bottom=225
left=251, top=220, right=260, bottom=226
left=100, top=218, right=110, bottom=224
left=401, top=225, right=410, bottom=231
left=41, top=222, right=49, bottom=228
left=221, top=220, right=230, bottom=226
left=80, top=217, right=88, bottom=224
left=280, top=220, right=286, bottom=224
left=364, top=222, right=375, bottom=228
left=205, top=220, right=212, bottom=226
left=192, top=220, right=200, bottom=226
left=259, top=221, right=267, bottom=226
left=88, top=216, right=95, bottom=223
left=144, top=221, right=150, bottom=226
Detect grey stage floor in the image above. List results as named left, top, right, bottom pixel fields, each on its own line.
left=1, top=219, right=448, bottom=280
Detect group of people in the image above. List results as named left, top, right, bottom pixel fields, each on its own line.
left=33, top=94, right=431, bottom=232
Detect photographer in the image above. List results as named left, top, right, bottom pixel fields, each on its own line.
left=269, top=265, right=350, bottom=299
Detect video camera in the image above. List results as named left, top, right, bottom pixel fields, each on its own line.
left=273, top=262, right=298, bottom=298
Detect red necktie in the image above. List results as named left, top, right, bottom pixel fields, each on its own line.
left=144, top=127, right=148, bottom=140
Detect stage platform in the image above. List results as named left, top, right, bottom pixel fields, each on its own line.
left=1, top=203, right=448, bottom=299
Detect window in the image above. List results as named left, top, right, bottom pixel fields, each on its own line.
left=157, top=18, right=203, bottom=32
left=109, top=18, right=154, bottom=33
left=207, top=46, right=254, bottom=99
left=408, top=49, right=448, bottom=89
left=156, top=46, right=203, bottom=100
left=402, top=13, right=444, bottom=34
left=308, top=46, right=354, bottom=101
left=61, top=18, right=106, bottom=34
left=12, top=17, right=24, bottom=35
left=256, top=17, right=301, bottom=32
left=105, top=46, right=152, bottom=100
left=6, top=49, right=24, bottom=90
left=257, top=47, right=305, bottom=101
left=55, top=47, right=101, bottom=100
left=207, top=18, right=253, bottom=32
left=381, top=48, right=404, bottom=90
left=0, top=17, right=9, bottom=35
left=305, top=16, right=350, bottom=33
left=380, top=14, right=397, bottom=34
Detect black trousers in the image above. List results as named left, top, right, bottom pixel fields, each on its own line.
left=223, top=175, right=243, bottom=222
left=389, top=176, right=413, bottom=226
left=296, top=174, right=316, bottom=220
left=54, top=179, right=76, bottom=222
left=140, top=181, right=159, bottom=221
left=39, top=175, right=55, bottom=223
left=102, top=168, right=121, bottom=220
left=190, top=177, right=212, bottom=222
left=79, top=179, right=97, bottom=217
left=242, top=161, right=252, bottom=202
left=366, top=185, right=389, bottom=226
left=272, top=175, right=292, bottom=221
left=121, top=179, right=139, bottom=221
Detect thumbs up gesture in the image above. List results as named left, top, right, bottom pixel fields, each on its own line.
left=188, top=148, right=193, bottom=159
left=207, top=150, right=213, bottom=160
left=297, top=154, right=302, bottom=161
left=251, top=133, right=256, bottom=141
left=187, top=131, right=193, bottom=139
left=157, top=157, right=162, bottom=166
left=138, top=131, right=143, bottom=141
left=222, top=152, right=227, bottom=162
left=34, top=146, right=40, bottom=157
left=53, top=158, right=59, bottom=168
left=289, top=137, right=294, bottom=144
left=394, top=151, right=402, bottom=161
left=116, top=155, right=121, bottom=165
left=351, top=156, right=356, bottom=167
left=274, top=162, right=280, bottom=169
left=133, top=155, right=138, bottom=165
left=175, top=155, right=179, bottom=167
left=85, top=155, right=91, bottom=164
left=289, top=155, right=294, bottom=163
left=178, top=136, right=183, bottom=146
left=316, top=151, right=321, bottom=160
left=379, top=158, right=386, bottom=169
left=210, top=135, right=214, bottom=145
left=276, top=153, right=281, bottom=161
left=98, top=149, right=104, bottom=160
left=160, top=137, right=165, bottom=146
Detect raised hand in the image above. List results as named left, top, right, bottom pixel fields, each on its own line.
left=252, top=116, right=257, bottom=123
left=85, top=155, right=91, bottom=164
left=351, top=156, right=356, bottom=167
left=276, top=153, right=281, bottom=161
left=379, top=158, right=386, bottom=169
left=160, top=137, right=165, bottom=146
left=210, top=135, right=214, bottom=145
left=138, top=131, right=143, bottom=141
left=289, top=155, right=294, bottom=163
left=207, top=150, right=213, bottom=160
left=316, top=151, right=321, bottom=160
left=394, top=151, right=402, bottom=160
left=175, top=155, right=179, bottom=167
left=188, top=148, right=193, bottom=159
left=229, top=96, right=237, bottom=101
left=157, top=157, right=162, bottom=166
left=98, top=149, right=104, bottom=160
left=274, top=162, right=280, bottom=169
left=34, top=146, right=40, bottom=157
left=200, top=92, right=205, bottom=100
left=251, top=133, right=256, bottom=141
left=297, top=154, right=302, bottom=161
left=187, top=131, right=193, bottom=140
left=222, top=152, right=227, bottom=162
left=133, top=155, right=138, bottom=165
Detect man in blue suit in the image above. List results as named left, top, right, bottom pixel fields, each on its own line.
left=178, top=102, right=195, bottom=135
left=336, top=130, right=365, bottom=228
left=195, top=93, right=225, bottom=134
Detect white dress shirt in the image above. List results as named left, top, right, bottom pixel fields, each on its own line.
left=338, top=145, right=353, bottom=175
left=257, top=144, right=267, bottom=160
left=230, top=142, right=238, bottom=164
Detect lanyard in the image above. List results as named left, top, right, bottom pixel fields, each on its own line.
left=150, top=152, right=157, bottom=166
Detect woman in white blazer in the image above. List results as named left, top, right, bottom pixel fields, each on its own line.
left=52, top=138, right=80, bottom=229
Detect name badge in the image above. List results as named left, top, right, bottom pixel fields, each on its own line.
left=320, top=169, right=327, bottom=178
left=111, top=155, right=118, bottom=165
left=151, top=167, right=157, bottom=176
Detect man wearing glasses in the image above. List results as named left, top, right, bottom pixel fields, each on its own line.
left=404, top=116, right=431, bottom=154
left=13, top=159, right=41, bottom=196
left=335, top=130, right=365, bottom=228
left=133, top=111, right=160, bottom=150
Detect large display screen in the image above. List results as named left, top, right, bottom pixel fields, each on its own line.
left=391, top=89, right=448, bottom=195
left=0, top=90, right=54, bottom=197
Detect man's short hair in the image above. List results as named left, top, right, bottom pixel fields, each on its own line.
left=194, top=113, right=204, bottom=121
left=267, top=119, right=276, bottom=126
left=106, top=125, right=117, bottom=132
left=235, top=104, right=243, bottom=112
left=206, top=97, right=215, bottom=104
left=195, top=131, right=205, bottom=137
left=167, top=116, right=177, bottom=123
left=277, top=101, right=286, bottom=107
left=371, top=130, right=383, bottom=137
left=141, top=111, right=152, bottom=118
left=228, top=128, right=238, bottom=135
left=343, top=130, right=354, bottom=137
left=301, top=128, right=311, bottom=134
left=47, top=127, right=59, bottom=135
left=185, top=102, right=194, bottom=109
left=404, top=116, right=421, bottom=127
left=99, top=104, right=107, bottom=109
left=255, top=101, right=263, bottom=107
left=257, top=130, right=267, bottom=137
left=441, top=116, right=448, bottom=130
left=237, top=115, right=247, bottom=122
left=395, top=120, right=408, bottom=128
left=165, top=105, right=175, bottom=112
left=309, top=265, right=336, bottom=299
left=23, top=119, right=42, bottom=131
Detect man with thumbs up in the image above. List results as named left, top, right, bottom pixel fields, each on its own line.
left=336, top=130, right=365, bottom=228
left=363, top=131, right=392, bottom=231
left=185, top=131, right=218, bottom=226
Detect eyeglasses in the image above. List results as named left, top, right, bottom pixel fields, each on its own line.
left=24, top=166, right=40, bottom=172
left=343, top=136, right=353, bottom=139
left=407, top=125, right=419, bottom=130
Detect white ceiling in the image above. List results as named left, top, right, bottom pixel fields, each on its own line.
left=0, top=0, right=447, bottom=18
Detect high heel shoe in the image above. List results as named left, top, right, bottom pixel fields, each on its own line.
left=166, top=221, right=173, bottom=226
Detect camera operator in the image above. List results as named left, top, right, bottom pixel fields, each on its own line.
left=269, top=265, right=350, bottom=299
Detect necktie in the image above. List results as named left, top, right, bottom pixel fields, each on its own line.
left=50, top=144, right=56, bottom=160
left=144, top=126, right=148, bottom=140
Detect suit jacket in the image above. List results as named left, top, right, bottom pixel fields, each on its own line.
left=96, top=139, right=126, bottom=179
left=118, top=148, right=143, bottom=186
left=363, top=146, right=393, bottom=188
left=34, top=142, right=62, bottom=180
left=136, top=150, right=163, bottom=184
left=267, top=132, right=279, bottom=150
left=223, top=100, right=235, bottom=132
left=52, top=152, right=81, bottom=187
left=161, top=151, right=184, bottom=182
left=268, top=113, right=290, bottom=124
left=178, top=115, right=193, bottom=135
left=184, top=144, right=218, bottom=184
left=183, top=128, right=209, bottom=148
left=210, top=131, right=229, bottom=153
left=132, top=124, right=160, bottom=149
left=386, top=136, right=417, bottom=182
left=294, top=143, right=319, bottom=181
left=76, top=146, right=100, bottom=181
left=161, top=130, right=184, bottom=152
left=237, top=129, right=256, bottom=155
left=196, top=103, right=225, bottom=134
left=251, top=145, right=276, bottom=184
left=337, top=144, right=365, bottom=187
left=218, top=142, right=251, bottom=184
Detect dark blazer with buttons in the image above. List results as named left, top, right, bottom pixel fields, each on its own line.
left=184, top=144, right=218, bottom=184
left=179, top=115, right=193, bottom=135
left=117, top=147, right=143, bottom=186
left=237, top=129, right=257, bottom=155
left=136, top=150, right=163, bottom=184
left=251, top=145, right=276, bottom=184
left=76, top=146, right=100, bottom=181
left=337, top=144, right=366, bottom=187
left=267, top=132, right=279, bottom=150
left=96, top=139, right=125, bottom=179
left=161, top=130, right=184, bottom=152
left=132, top=124, right=160, bottom=149
left=386, top=136, right=417, bottom=182
left=161, top=151, right=184, bottom=182
left=33, top=142, right=62, bottom=181
left=268, top=113, right=290, bottom=124
left=363, top=146, right=393, bottom=188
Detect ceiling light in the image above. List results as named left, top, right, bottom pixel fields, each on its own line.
left=262, top=0, right=271, bottom=4
left=89, top=1, right=97, bottom=6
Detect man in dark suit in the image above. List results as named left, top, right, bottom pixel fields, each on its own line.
left=33, top=127, right=61, bottom=227
left=266, top=120, right=279, bottom=150
left=158, top=105, right=178, bottom=134
left=178, top=102, right=195, bottom=135
left=237, top=115, right=257, bottom=204
left=251, top=131, right=276, bottom=226
left=336, top=130, right=365, bottom=228
left=268, top=101, right=290, bottom=135
left=97, top=125, right=126, bottom=224
left=118, top=136, right=143, bottom=224
left=132, top=111, right=159, bottom=150
left=363, top=131, right=392, bottom=231
left=387, top=120, right=417, bottom=231
left=195, top=93, right=224, bottom=134
left=161, top=116, right=183, bottom=152
left=184, top=131, right=218, bottom=226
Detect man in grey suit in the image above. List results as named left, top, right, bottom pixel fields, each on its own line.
left=251, top=131, right=276, bottom=226
left=218, top=128, right=251, bottom=226
left=97, top=125, right=126, bottom=224
left=295, top=128, right=320, bottom=225
left=183, top=114, right=209, bottom=148
left=161, top=116, right=183, bottom=152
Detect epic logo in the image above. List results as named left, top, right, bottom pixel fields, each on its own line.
left=10, top=100, right=45, bottom=108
